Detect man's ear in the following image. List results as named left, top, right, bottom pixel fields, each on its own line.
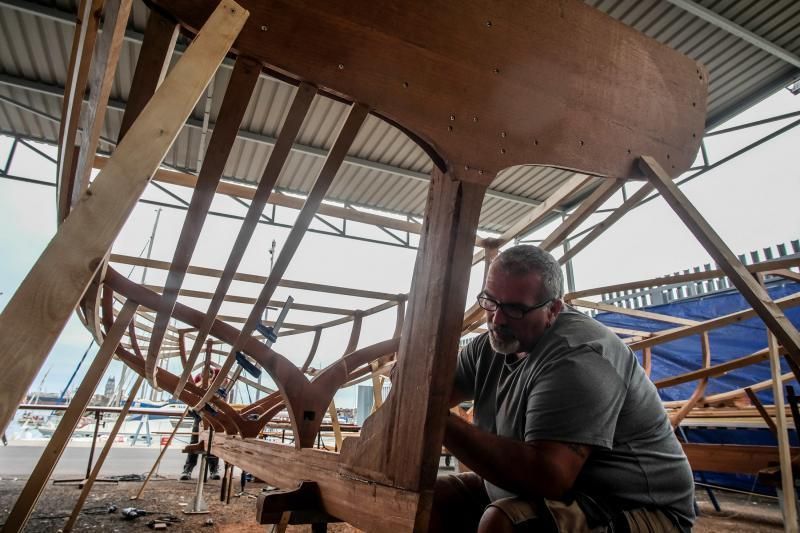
left=548, top=298, right=564, bottom=321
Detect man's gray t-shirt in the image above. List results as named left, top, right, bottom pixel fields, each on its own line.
left=454, top=308, right=695, bottom=530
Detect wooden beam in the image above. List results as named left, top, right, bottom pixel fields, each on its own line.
left=147, top=54, right=261, bottom=384
left=72, top=0, right=133, bottom=205
left=93, top=154, right=425, bottom=236
left=117, top=8, right=178, bottom=140
left=683, top=443, right=800, bottom=475
left=559, top=182, right=655, bottom=265
left=628, top=292, right=800, bottom=351
left=63, top=374, right=144, bottom=532
left=540, top=178, right=624, bottom=252
left=213, top=434, right=419, bottom=531
left=57, top=0, right=104, bottom=223
left=2, top=301, right=137, bottom=533
left=471, top=174, right=591, bottom=264
left=110, top=254, right=405, bottom=301
left=641, top=155, right=800, bottom=377
left=131, top=406, right=190, bottom=500
left=0, top=1, right=248, bottom=435
left=671, top=333, right=711, bottom=427
left=744, top=388, right=778, bottom=437
left=340, top=169, right=486, bottom=531
left=655, top=347, right=771, bottom=389
left=564, top=256, right=800, bottom=300
left=570, top=298, right=699, bottom=326
left=197, top=102, right=370, bottom=410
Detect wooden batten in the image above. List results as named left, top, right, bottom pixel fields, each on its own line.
left=147, top=54, right=261, bottom=385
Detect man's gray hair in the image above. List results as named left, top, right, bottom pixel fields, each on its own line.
left=492, top=245, right=564, bottom=300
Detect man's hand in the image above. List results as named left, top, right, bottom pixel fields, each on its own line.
left=444, top=413, right=591, bottom=500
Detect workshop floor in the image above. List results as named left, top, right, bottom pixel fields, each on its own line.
left=0, top=478, right=785, bottom=531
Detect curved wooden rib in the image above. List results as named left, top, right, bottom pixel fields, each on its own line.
left=372, top=300, right=405, bottom=409
left=176, top=81, right=317, bottom=398
left=670, top=332, right=711, bottom=428
left=196, top=102, right=370, bottom=411
left=300, top=328, right=323, bottom=373
left=147, top=54, right=262, bottom=385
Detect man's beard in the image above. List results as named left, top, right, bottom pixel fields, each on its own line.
left=488, top=328, right=520, bottom=355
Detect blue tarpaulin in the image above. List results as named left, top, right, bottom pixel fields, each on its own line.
left=591, top=279, right=800, bottom=495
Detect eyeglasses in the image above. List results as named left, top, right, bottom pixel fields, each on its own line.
left=476, top=293, right=552, bottom=319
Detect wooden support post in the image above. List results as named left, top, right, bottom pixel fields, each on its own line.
left=0, top=0, right=249, bottom=435
left=744, top=388, right=779, bottom=437
left=131, top=406, right=190, bottom=501
left=326, top=401, right=343, bottom=451
left=640, top=155, right=800, bottom=378
left=57, top=0, right=104, bottom=222
left=72, top=0, right=133, bottom=203
left=63, top=375, right=144, bottom=532
left=2, top=301, right=137, bottom=533
left=757, top=273, right=799, bottom=532
left=340, top=168, right=486, bottom=530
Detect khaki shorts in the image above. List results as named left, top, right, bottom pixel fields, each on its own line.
left=436, top=472, right=680, bottom=533
left=491, top=495, right=679, bottom=533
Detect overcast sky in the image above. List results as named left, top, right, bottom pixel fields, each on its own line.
left=0, top=88, right=798, bottom=409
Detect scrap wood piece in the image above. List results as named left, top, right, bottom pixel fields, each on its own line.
left=0, top=0, right=249, bottom=436
left=3, top=300, right=138, bottom=533
left=640, top=155, right=800, bottom=379
left=147, top=54, right=262, bottom=386
left=196, top=102, right=370, bottom=412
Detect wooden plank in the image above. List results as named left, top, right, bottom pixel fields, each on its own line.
left=683, top=443, right=800, bottom=475
left=559, top=182, right=655, bottom=265
left=143, top=285, right=356, bottom=315
left=63, top=374, right=144, bottom=532
left=57, top=0, right=104, bottom=222
left=213, top=434, right=419, bottom=532
left=569, top=298, right=699, bottom=326
left=655, top=347, right=771, bottom=389
left=564, top=255, right=800, bottom=300
left=628, top=292, right=800, bottom=351
left=300, top=328, right=322, bottom=373
left=671, top=333, right=711, bottom=427
left=176, top=82, right=315, bottom=398
left=471, top=174, right=592, bottom=264
left=196, top=102, right=370, bottom=410
left=641, top=155, right=800, bottom=376
left=149, top=0, right=707, bottom=182
left=540, top=178, right=624, bottom=252
left=0, top=0, right=249, bottom=435
left=340, top=169, right=486, bottom=530
left=147, top=55, right=261, bottom=384
left=72, top=0, right=133, bottom=204
left=757, top=274, right=798, bottom=531
left=117, top=9, right=178, bottom=140
left=93, top=154, right=425, bottom=236
left=110, top=254, right=407, bottom=301
left=2, top=301, right=137, bottom=533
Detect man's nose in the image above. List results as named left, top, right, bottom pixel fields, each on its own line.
left=490, top=306, right=507, bottom=326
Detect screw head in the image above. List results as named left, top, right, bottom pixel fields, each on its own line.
left=338, top=64, right=344, bottom=70
left=449, top=114, right=456, bottom=121
left=260, top=25, right=268, bottom=31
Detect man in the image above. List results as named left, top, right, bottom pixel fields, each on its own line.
left=431, top=245, right=694, bottom=532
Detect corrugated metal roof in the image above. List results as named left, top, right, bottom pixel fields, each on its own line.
left=0, top=0, right=798, bottom=236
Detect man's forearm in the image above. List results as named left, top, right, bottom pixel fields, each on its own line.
left=444, top=413, right=572, bottom=500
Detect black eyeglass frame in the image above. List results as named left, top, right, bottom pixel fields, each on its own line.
left=476, top=292, right=553, bottom=320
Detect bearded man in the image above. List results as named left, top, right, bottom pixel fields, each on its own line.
left=429, top=245, right=694, bottom=533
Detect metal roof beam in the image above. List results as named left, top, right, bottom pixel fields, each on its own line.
left=0, top=71, right=547, bottom=208
left=665, top=0, right=800, bottom=69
